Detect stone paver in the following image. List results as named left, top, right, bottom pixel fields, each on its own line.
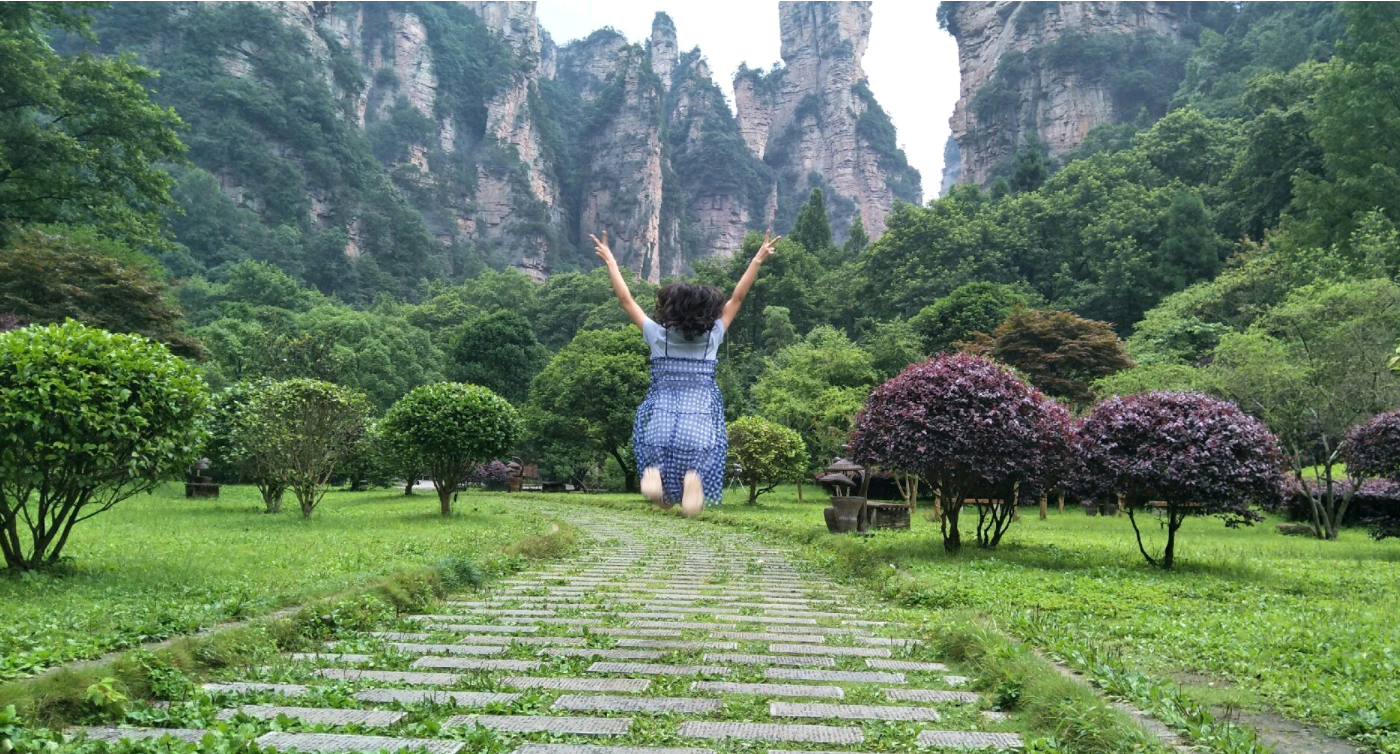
left=256, top=732, right=462, bottom=754
left=866, top=659, right=949, bottom=672
left=769, top=702, right=940, bottom=722
left=447, top=715, right=632, bottom=736
left=915, top=730, right=1024, bottom=749
left=689, top=682, right=843, bottom=699
left=766, top=668, right=907, bottom=684
left=217, top=706, right=405, bottom=727
left=615, top=640, right=738, bottom=650
left=202, top=682, right=309, bottom=696
left=501, top=677, right=651, bottom=693
left=677, top=722, right=862, bottom=744
left=390, top=643, right=505, bottom=655
left=454, top=635, right=587, bottom=646
left=354, top=690, right=520, bottom=706
left=312, top=668, right=461, bottom=685
left=587, top=662, right=729, bottom=676
left=702, top=653, right=835, bottom=667
left=367, top=632, right=431, bottom=641
left=552, top=695, right=722, bottom=714
left=590, top=628, right=684, bottom=637
left=768, top=644, right=890, bottom=657
left=424, top=623, right=540, bottom=634
left=539, top=648, right=664, bottom=660
left=81, top=728, right=211, bottom=744
left=511, top=747, right=712, bottom=754
left=410, top=656, right=542, bottom=671
left=883, top=688, right=982, bottom=704
left=288, top=653, right=373, bottom=663
left=711, top=632, right=825, bottom=643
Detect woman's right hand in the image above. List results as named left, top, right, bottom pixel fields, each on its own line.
left=590, top=231, right=616, bottom=267
left=755, top=230, right=781, bottom=264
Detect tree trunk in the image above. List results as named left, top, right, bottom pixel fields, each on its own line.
left=748, top=482, right=758, bottom=505
left=404, top=479, right=414, bottom=496
left=1163, top=511, right=1185, bottom=570
left=609, top=448, right=637, bottom=493
left=1057, top=489, right=1064, bottom=513
left=437, top=483, right=453, bottom=516
left=1125, top=503, right=1160, bottom=568
left=1039, top=495, right=1048, bottom=520
left=796, top=479, right=803, bottom=503
left=943, top=504, right=962, bottom=554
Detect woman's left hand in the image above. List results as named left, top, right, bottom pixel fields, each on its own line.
left=590, top=231, right=616, bottom=267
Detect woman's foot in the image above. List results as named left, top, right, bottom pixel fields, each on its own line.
left=641, top=467, right=663, bottom=505
left=680, top=471, right=704, bottom=518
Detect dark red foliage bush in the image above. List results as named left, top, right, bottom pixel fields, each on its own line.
left=1070, top=391, right=1283, bottom=568
left=849, top=353, right=1070, bottom=552
left=1343, top=410, right=1400, bottom=540
left=471, top=460, right=513, bottom=487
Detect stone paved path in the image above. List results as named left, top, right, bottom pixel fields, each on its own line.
left=81, top=505, right=1025, bottom=752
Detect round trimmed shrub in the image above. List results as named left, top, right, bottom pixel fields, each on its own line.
left=0, top=321, right=208, bottom=570
left=383, top=383, right=522, bottom=515
left=726, top=416, right=808, bottom=505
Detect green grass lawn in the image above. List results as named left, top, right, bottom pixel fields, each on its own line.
left=662, top=487, right=1400, bottom=752
left=0, top=484, right=557, bottom=681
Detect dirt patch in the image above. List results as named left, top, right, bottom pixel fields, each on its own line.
left=1217, top=708, right=1362, bottom=754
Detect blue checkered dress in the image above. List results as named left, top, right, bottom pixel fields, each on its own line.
left=633, top=320, right=728, bottom=505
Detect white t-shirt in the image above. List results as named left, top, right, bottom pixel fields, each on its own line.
left=641, top=317, right=725, bottom=360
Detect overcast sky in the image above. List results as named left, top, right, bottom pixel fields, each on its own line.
left=535, top=1, right=962, bottom=201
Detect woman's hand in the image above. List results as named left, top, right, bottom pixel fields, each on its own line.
left=590, top=231, right=616, bottom=267
left=754, top=230, right=781, bottom=264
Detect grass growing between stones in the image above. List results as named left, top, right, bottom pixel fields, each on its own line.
left=0, top=484, right=567, bottom=681
left=586, top=487, right=1399, bottom=753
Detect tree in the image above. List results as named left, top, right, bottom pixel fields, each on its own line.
left=790, top=188, right=833, bottom=257
left=383, top=382, right=521, bottom=516
left=1010, top=133, right=1050, bottom=193
left=726, top=416, right=808, bottom=505
left=1206, top=279, right=1400, bottom=539
left=862, top=319, right=925, bottom=380
left=843, top=216, right=869, bottom=256
left=204, top=380, right=285, bottom=512
left=752, top=327, right=878, bottom=466
left=964, top=309, right=1135, bottom=407
left=1290, top=3, right=1400, bottom=254
left=849, top=353, right=1069, bottom=553
left=910, top=282, right=1027, bottom=355
left=0, top=322, right=207, bottom=570
left=0, top=229, right=201, bottom=358
left=235, top=379, right=370, bottom=517
left=1071, top=392, right=1282, bottom=569
left=448, top=310, right=549, bottom=405
left=526, top=329, right=649, bottom=493
left=0, top=3, right=185, bottom=249
left=760, top=306, right=797, bottom=354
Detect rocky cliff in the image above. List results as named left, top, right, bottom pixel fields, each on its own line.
left=942, top=1, right=1195, bottom=187
left=734, top=1, right=921, bottom=239
left=80, top=1, right=918, bottom=290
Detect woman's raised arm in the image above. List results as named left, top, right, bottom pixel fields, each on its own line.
left=591, top=231, right=649, bottom=329
left=721, top=231, right=780, bottom=329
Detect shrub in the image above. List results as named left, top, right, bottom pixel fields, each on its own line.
left=383, top=383, right=521, bottom=515
left=726, top=416, right=808, bottom=505
left=1070, top=391, right=1283, bottom=569
left=0, top=321, right=207, bottom=570
left=962, top=308, right=1134, bottom=407
left=1343, top=409, right=1400, bottom=540
left=472, top=460, right=513, bottom=488
left=233, top=379, right=371, bottom=517
left=849, top=353, right=1070, bottom=552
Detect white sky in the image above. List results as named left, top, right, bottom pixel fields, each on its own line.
left=535, top=1, right=962, bottom=201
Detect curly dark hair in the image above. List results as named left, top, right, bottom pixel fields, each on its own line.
left=654, top=283, right=726, bottom=340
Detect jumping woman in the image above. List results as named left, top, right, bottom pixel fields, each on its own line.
left=591, top=230, right=780, bottom=517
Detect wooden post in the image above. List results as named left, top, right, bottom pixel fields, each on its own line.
left=1057, top=490, right=1065, bottom=513
left=909, top=475, right=919, bottom=512
left=1039, top=495, right=1048, bottom=520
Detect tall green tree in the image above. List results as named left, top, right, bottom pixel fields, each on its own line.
left=0, top=229, right=201, bottom=358
left=910, top=282, right=1028, bottom=355
left=789, top=188, right=833, bottom=257
left=752, top=327, right=877, bottom=466
left=448, top=310, right=549, bottom=404
left=0, top=3, right=185, bottom=249
left=1291, top=3, right=1400, bottom=253
left=842, top=216, right=870, bottom=256
left=525, top=328, right=650, bottom=492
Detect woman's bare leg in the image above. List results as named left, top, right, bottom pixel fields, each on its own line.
left=641, top=466, right=664, bottom=504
